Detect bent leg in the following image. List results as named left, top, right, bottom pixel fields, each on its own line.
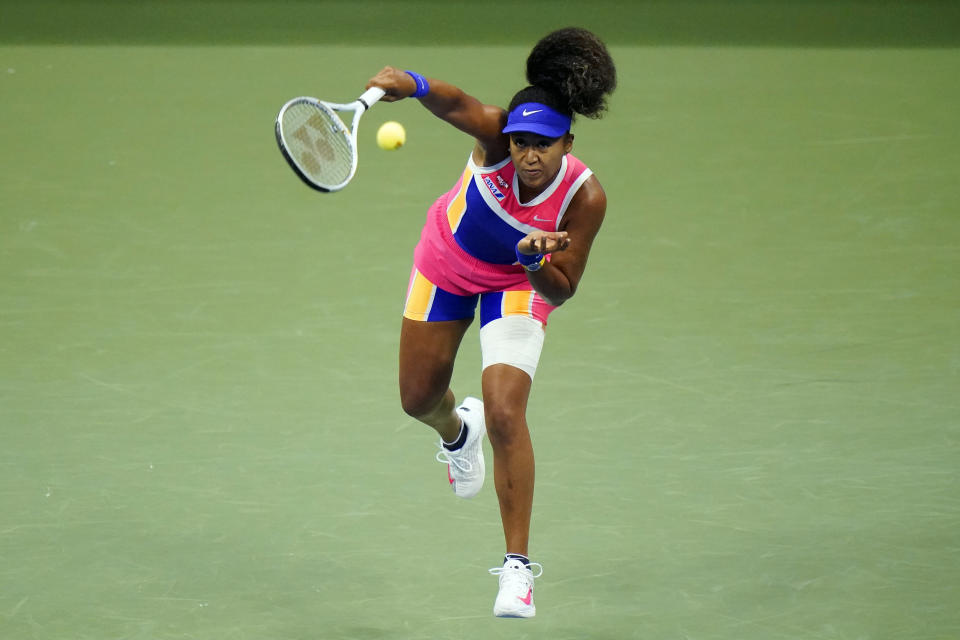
left=399, top=316, right=472, bottom=442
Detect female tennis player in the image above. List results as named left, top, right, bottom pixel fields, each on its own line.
left=367, top=27, right=616, bottom=618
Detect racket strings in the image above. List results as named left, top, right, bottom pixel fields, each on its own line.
left=281, top=102, right=354, bottom=187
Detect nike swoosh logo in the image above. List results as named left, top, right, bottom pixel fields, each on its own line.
left=518, top=588, right=533, bottom=605
left=522, top=109, right=543, bottom=117
left=533, top=215, right=553, bottom=222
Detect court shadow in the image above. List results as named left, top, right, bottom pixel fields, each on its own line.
left=322, top=627, right=390, bottom=640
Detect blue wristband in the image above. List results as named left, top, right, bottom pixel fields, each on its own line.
left=404, top=70, right=430, bottom=98
left=515, top=244, right=545, bottom=271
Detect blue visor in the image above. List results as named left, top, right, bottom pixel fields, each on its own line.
left=502, top=102, right=572, bottom=138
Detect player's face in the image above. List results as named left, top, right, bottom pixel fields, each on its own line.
left=509, top=132, right=573, bottom=197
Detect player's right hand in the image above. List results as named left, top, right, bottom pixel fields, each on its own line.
left=366, top=67, right=416, bottom=102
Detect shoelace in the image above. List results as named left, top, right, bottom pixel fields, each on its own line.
left=488, top=561, right=544, bottom=580
left=435, top=443, right=475, bottom=472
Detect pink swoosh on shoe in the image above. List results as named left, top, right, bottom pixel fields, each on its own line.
left=518, top=588, right=533, bottom=605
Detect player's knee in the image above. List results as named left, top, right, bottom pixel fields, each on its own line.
left=484, top=402, right=527, bottom=448
left=399, top=386, right=442, bottom=421
left=399, top=391, right=428, bottom=420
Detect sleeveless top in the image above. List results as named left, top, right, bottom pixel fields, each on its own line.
left=412, top=152, right=593, bottom=296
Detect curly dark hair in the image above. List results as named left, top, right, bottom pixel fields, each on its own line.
left=508, top=27, right=617, bottom=122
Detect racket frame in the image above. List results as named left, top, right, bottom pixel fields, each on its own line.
left=275, top=86, right=386, bottom=193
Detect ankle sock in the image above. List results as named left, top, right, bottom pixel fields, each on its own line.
left=505, top=553, right=530, bottom=567
left=442, top=419, right=468, bottom=451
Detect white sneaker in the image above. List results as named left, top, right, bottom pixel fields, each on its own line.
left=490, top=558, right=543, bottom=618
left=434, top=396, right=485, bottom=498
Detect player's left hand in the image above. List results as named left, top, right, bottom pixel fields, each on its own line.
left=518, top=230, right=570, bottom=255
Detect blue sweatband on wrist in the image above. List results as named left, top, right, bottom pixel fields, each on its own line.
left=404, top=70, right=430, bottom=98
left=515, top=244, right=545, bottom=271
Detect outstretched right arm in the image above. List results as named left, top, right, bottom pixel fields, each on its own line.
left=366, top=67, right=509, bottom=164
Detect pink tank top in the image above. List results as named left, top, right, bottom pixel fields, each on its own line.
left=413, top=152, right=593, bottom=296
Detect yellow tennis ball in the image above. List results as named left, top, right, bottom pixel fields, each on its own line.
left=376, top=121, right=406, bottom=150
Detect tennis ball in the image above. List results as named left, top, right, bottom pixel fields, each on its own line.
left=376, top=121, right=406, bottom=150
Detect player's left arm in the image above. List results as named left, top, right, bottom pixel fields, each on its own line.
left=519, top=175, right=607, bottom=307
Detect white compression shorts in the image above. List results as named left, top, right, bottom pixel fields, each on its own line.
left=479, top=315, right=546, bottom=380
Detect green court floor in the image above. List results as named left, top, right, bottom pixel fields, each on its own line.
left=2, top=35, right=958, bottom=640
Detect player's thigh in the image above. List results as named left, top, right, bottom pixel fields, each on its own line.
left=399, top=316, right=472, bottom=405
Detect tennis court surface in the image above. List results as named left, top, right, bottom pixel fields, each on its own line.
left=2, top=3, right=958, bottom=638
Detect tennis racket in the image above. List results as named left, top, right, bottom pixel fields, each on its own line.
left=275, top=86, right=386, bottom=192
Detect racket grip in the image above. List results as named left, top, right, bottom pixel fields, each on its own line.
left=358, top=86, right=386, bottom=110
